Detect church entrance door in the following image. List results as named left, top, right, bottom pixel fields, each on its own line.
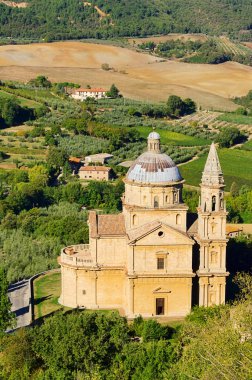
left=156, top=298, right=165, bottom=315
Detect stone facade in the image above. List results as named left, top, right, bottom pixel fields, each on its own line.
left=59, top=134, right=228, bottom=318
left=71, top=88, right=107, bottom=101
left=79, top=166, right=111, bottom=181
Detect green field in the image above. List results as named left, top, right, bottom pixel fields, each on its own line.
left=241, top=139, right=252, bottom=151
left=0, top=89, right=41, bottom=109
left=136, top=127, right=210, bottom=146
left=179, top=148, right=252, bottom=190
left=34, top=271, right=65, bottom=319
left=217, top=113, right=252, bottom=125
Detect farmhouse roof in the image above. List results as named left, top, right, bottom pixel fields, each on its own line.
left=76, top=88, right=107, bottom=93
left=80, top=166, right=111, bottom=172
left=85, top=153, right=113, bottom=160
left=69, top=156, right=82, bottom=163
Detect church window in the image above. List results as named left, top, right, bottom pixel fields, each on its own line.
left=212, top=196, right=216, bottom=211
left=165, top=195, right=169, bottom=203
left=174, top=191, right=178, bottom=203
left=176, top=214, right=181, bottom=225
left=158, top=231, right=164, bottom=237
left=156, top=298, right=165, bottom=315
left=132, top=214, right=137, bottom=226
left=154, top=196, right=159, bottom=208
left=157, top=257, right=164, bottom=269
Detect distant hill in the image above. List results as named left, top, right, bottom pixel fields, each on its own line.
left=0, top=0, right=251, bottom=41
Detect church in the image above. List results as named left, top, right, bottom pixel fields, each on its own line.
left=59, top=132, right=228, bottom=318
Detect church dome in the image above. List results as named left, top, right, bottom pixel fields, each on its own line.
left=126, top=131, right=183, bottom=184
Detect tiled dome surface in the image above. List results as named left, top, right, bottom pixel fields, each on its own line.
left=126, top=151, right=183, bottom=184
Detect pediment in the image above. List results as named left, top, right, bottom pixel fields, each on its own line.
left=127, top=220, right=193, bottom=246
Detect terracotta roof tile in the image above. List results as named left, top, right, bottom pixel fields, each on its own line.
left=69, top=156, right=81, bottom=163
left=98, top=214, right=126, bottom=236
left=80, top=166, right=111, bottom=172
left=76, top=88, right=106, bottom=93
left=89, top=211, right=126, bottom=237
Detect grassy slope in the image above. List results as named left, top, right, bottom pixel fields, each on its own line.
left=217, top=113, right=252, bottom=125
left=179, top=148, right=252, bottom=190
left=34, top=272, right=64, bottom=319
left=136, top=127, right=210, bottom=146
left=0, top=89, right=41, bottom=109
left=241, top=139, right=252, bottom=151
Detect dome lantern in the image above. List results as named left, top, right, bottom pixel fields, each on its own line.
left=148, top=131, right=160, bottom=153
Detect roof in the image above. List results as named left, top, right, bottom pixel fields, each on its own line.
left=80, top=166, right=111, bottom=172
left=85, top=153, right=113, bottom=160
left=69, top=156, right=81, bottom=163
left=226, top=225, right=243, bottom=234
left=127, top=220, right=161, bottom=242
left=75, top=88, right=106, bottom=93
left=126, top=151, right=182, bottom=184
left=89, top=211, right=126, bottom=238
left=148, top=131, right=160, bottom=139
left=127, top=220, right=193, bottom=244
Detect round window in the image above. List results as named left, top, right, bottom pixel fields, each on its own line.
left=158, top=231, right=164, bottom=237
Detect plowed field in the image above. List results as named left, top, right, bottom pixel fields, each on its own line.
left=0, top=41, right=252, bottom=111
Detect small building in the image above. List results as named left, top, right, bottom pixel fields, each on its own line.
left=79, top=166, right=111, bottom=181
left=69, top=156, right=83, bottom=173
left=71, top=88, right=107, bottom=101
left=226, top=224, right=252, bottom=238
left=85, top=153, right=113, bottom=165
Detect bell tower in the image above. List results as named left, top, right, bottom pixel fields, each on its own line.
left=197, top=143, right=228, bottom=306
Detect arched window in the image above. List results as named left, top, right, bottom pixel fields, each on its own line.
left=132, top=214, right=137, bottom=226
left=154, top=196, right=159, bottom=208
left=174, top=191, right=178, bottom=203
left=212, top=196, right=216, bottom=211
left=176, top=214, right=181, bottom=225
left=165, top=195, right=169, bottom=203
left=143, top=195, right=147, bottom=204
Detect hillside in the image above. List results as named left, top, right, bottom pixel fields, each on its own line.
left=0, top=0, right=251, bottom=41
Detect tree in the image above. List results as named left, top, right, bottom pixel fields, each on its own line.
left=217, top=127, right=244, bottom=148
left=0, top=268, right=15, bottom=333
left=28, top=75, right=52, bottom=88
left=230, top=182, right=239, bottom=197
left=167, top=95, right=184, bottom=117
left=1, top=98, right=21, bottom=126
left=107, top=84, right=120, bottom=98
left=28, top=165, right=49, bottom=187
left=47, top=147, right=69, bottom=170
left=183, top=98, right=196, bottom=114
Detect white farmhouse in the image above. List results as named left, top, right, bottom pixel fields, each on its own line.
left=71, top=88, right=107, bottom=101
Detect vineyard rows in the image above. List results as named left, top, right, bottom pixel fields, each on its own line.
left=172, top=111, right=252, bottom=136
left=211, top=36, right=251, bottom=57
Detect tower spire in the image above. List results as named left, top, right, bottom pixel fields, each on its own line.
left=201, top=143, right=224, bottom=186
